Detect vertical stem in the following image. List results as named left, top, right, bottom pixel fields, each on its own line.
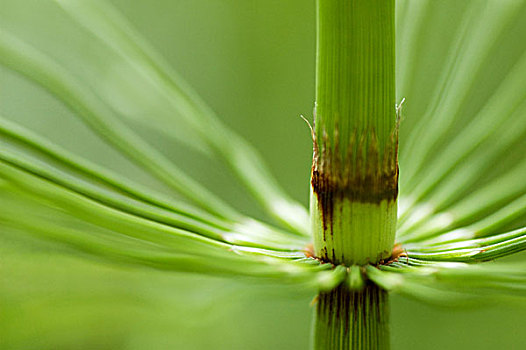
left=310, top=0, right=396, bottom=349
left=311, top=0, right=397, bottom=266
left=314, top=284, right=390, bottom=350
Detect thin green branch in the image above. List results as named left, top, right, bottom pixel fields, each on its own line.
left=0, top=145, right=305, bottom=251
left=400, top=1, right=523, bottom=192
left=0, top=169, right=231, bottom=256
left=405, top=227, right=526, bottom=262
left=0, top=115, right=229, bottom=228
left=0, top=31, right=239, bottom=221
left=52, top=0, right=309, bottom=235
left=1, top=191, right=341, bottom=286
left=0, top=219, right=314, bottom=281
left=0, top=116, right=306, bottom=250
left=376, top=262, right=526, bottom=302
left=415, top=102, right=526, bottom=211
left=366, top=266, right=479, bottom=305
left=405, top=50, right=526, bottom=207
left=398, top=157, right=526, bottom=239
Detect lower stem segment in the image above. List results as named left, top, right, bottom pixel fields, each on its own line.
left=314, top=284, right=390, bottom=350
left=311, top=189, right=397, bottom=265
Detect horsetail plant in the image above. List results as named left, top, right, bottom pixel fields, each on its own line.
left=1, top=0, right=525, bottom=349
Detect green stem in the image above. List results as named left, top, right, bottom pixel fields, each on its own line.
left=311, top=0, right=396, bottom=349
left=314, top=284, right=390, bottom=350
left=311, top=0, right=397, bottom=266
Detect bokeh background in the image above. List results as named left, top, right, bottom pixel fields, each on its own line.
left=1, top=0, right=525, bottom=349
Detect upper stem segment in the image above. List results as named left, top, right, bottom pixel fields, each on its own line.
left=311, top=0, right=397, bottom=265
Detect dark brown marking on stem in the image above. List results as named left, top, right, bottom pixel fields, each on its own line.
left=304, top=243, right=407, bottom=269
left=310, top=125, right=399, bottom=232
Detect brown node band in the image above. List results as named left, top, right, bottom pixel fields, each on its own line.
left=310, top=126, right=399, bottom=231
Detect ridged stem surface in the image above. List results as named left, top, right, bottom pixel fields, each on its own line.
left=311, top=0, right=397, bottom=266
left=311, top=1, right=396, bottom=349
left=314, top=284, right=390, bottom=350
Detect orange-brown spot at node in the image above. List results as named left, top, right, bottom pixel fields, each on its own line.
left=379, top=243, right=407, bottom=265
left=304, top=243, right=315, bottom=258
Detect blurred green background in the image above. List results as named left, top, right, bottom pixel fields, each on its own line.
left=1, top=0, right=525, bottom=349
